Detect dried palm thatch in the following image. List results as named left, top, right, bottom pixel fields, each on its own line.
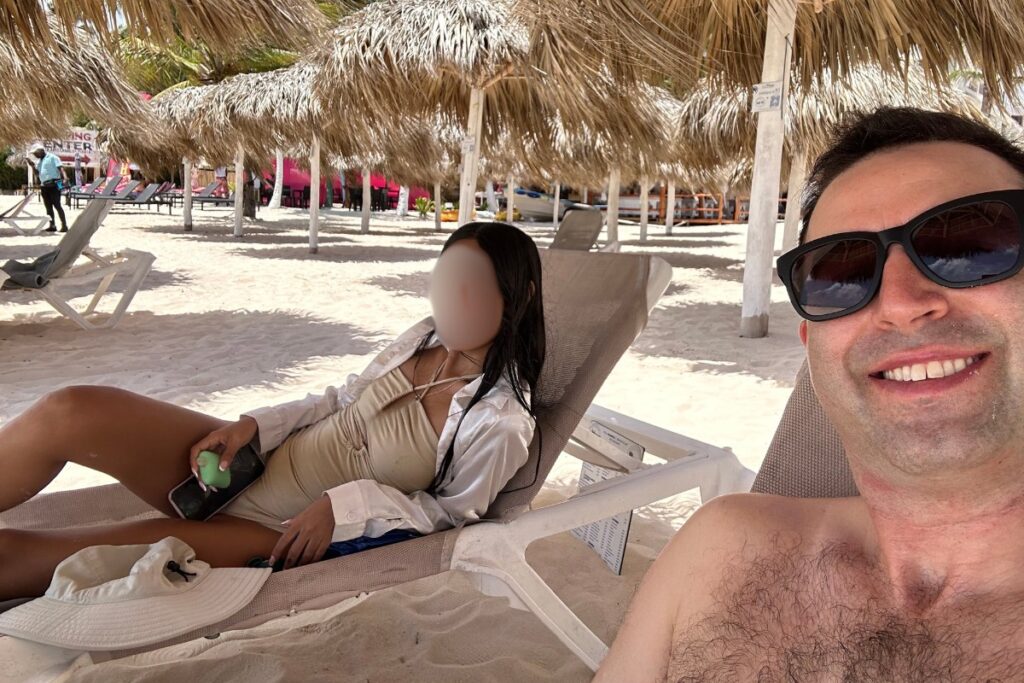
left=2, top=1, right=327, bottom=56
left=653, top=0, right=1024, bottom=102
left=313, top=0, right=695, bottom=166
left=0, top=19, right=146, bottom=145
left=677, top=64, right=989, bottom=164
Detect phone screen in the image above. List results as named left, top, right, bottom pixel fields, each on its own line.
left=168, top=444, right=266, bottom=521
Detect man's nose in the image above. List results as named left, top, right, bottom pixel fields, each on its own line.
left=869, top=246, right=950, bottom=331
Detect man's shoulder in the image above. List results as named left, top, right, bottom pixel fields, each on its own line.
left=660, top=493, right=863, bottom=586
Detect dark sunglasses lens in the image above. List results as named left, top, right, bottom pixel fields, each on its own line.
left=790, top=238, right=877, bottom=317
left=912, top=201, right=1022, bottom=284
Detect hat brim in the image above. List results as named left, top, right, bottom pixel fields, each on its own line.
left=0, top=566, right=270, bottom=650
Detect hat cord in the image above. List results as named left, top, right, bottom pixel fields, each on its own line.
left=166, top=561, right=198, bottom=582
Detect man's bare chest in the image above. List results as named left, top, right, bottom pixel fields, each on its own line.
left=667, top=548, right=1024, bottom=682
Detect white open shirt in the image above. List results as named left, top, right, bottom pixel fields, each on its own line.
left=243, top=318, right=535, bottom=542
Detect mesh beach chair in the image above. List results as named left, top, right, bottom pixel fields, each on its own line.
left=0, top=198, right=155, bottom=330
left=550, top=208, right=605, bottom=251
left=1, top=249, right=724, bottom=673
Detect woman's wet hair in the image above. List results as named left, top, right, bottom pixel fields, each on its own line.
left=423, top=221, right=545, bottom=494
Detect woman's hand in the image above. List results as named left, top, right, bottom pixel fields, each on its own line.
left=270, top=496, right=336, bottom=569
left=189, top=416, right=258, bottom=488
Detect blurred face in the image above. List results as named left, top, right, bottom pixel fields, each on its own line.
left=802, top=142, right=1024, bottom=479
left=32, top=149, right=44, bottom=159
left=429, top=240, right=503, bottom=351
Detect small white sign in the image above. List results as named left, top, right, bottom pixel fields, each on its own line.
left=570, top=423, right=645, bottom=575
left=461, top=136, right=476, bottom=155
left=751, top=80, right=784, bottom=113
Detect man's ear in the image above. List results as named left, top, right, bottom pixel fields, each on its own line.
left=799, top=320, right=808, bottom=346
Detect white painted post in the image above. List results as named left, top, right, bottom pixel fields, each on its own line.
left=552, top=181, right=561, bottom=228
left=233, top=143, right=244, bottom=237
left=781, top=148, right=808, bottom=251
left=485, top=179, right=497, bottom=213
left=582, top=187, right=589, bottom=204
left=397, top=185, right=409, bottom=218
left=606, top=167, right=621, bottom=245
left=269, top=149, right=284, bottom=208
left=309, top=137, right=320, bottom=254
left=665, top=180, right=676, bottom=236
left=182, top=158, right=193, bottom=231
left=740, top=0, right=796, bottom=338
left=434, top=182, right=442, bottom=231
left=639, top=175, right=650, bottom=241
left=506, top=176, right=515, bottom=224
left=361, top=167, right=371, bottom=233
left=458, top=87, right=485, bottom=225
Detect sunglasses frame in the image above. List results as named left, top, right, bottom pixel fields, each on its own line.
left=778, top=189, right=1024, bottom=322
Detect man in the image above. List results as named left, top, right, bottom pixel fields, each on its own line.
left=26, top=143, right=68, bottom=233
left=597, top=107, right=1024, bottom=681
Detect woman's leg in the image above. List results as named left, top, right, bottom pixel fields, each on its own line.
left=0, top=514, right=281, bottom=600
left=0, top=385, right=229, bottom=516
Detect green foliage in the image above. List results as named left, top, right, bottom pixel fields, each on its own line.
left=0, top=149, right=26, bottom=191
left=414, top=196, right=435, bottom=217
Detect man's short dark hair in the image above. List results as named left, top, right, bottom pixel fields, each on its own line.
left=799, top=107, right=1024, bottom=244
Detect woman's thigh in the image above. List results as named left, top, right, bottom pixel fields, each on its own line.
left=31, top=386, right=228, bottom=515
left=2, top=514, right=280, bottom=600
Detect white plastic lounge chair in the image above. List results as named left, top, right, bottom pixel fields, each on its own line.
left=0, top=193, right=50, bottom=236
left=0, top=199, right=155, bottom=330
left=2, top=249, right=731, bottom=673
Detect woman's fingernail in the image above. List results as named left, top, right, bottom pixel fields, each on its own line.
left=219, top=463, right=227, bottom=471
left=281, top=519, right=291, bottom=526
left=268, top=556, right=276, bottom=565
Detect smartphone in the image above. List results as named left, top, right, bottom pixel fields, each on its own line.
left=168, top=443, right=266, bottom=521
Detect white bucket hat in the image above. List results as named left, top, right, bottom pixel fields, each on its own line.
left=29, top=143, right=45, bottom=154
left=0, top=537, right=271, bottom=650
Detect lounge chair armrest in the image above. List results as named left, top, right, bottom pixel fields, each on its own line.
left=500, top=449, right=755, bottom=547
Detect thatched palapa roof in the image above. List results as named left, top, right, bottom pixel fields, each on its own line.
left=2, top=1, right=327, bottom=56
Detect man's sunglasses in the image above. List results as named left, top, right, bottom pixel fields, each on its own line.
left=778, top=189, right=1024, bottom=321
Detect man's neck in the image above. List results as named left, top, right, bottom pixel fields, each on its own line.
left=858, top=468, right=1024, bottom=613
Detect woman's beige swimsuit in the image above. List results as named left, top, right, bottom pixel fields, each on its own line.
left=224, top=367, right=440, bottom=531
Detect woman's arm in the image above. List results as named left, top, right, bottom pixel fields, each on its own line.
left=323, top=404, right=535, bottom=541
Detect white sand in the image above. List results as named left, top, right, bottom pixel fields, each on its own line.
left=0, top=202, right=805, bottom=682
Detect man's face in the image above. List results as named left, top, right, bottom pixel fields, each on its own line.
left=802, top=141, right=1024, bottom=480
left=32, top=149, right=44, bottom=159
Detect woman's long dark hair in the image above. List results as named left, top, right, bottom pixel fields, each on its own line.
left=425, top=221, right=545, bottom=494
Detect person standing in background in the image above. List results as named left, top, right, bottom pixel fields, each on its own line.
left=26, top=144, right=68, bottom=233
left=73, top=151, right=83, bottom=188
left=213, top=165, right=228, bottom=197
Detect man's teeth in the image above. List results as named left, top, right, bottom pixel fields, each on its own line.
left=882, top=356, right=978, bottom=382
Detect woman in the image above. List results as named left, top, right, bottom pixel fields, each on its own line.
left=0, top=222, right=545, bottom=600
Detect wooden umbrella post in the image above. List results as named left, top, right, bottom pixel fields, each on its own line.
left=781, top=148, right=808, bottom=251
left=458, top=86, right=485, bottom=226
left=309, top=137, right=320, bottom=253
left=361, top=167, right=371, bottom=233
left=233, top=143, right=244, bottom=238
left=639, top=175, right=650, bottom=242
left=665, top=180, right=676, bottom=236
left=182, top=158, right=193, bottom=232
left=740, top=0, right=796, bottom=338
left=268, top=149, right=284, bottom=209
left=552, top=181, right=561, bottom=228
left=434, top=181, right=442, bottom=231
left=606, top=167, right=621, bottom=245
left=506, top=176, right=515, bottom=224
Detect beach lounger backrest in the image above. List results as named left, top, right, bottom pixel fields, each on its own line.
left=127, top=184, right=160, bottom=204
left=195, top=182, right=219, bottom=198
left=0, top=193, right=34, bottom=219
left=98, top=178, right=121, bottom=196
left=44, top=199, right=114, bottom=279
left=110, top=181, right=140, bottom=200
left=550, top=209, right=604, bottom=251
left=752, top=362, right=858, bottom=497
left=81, top=178, right=103, bottom=194
left=488, top=249, right=655, bottom=517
